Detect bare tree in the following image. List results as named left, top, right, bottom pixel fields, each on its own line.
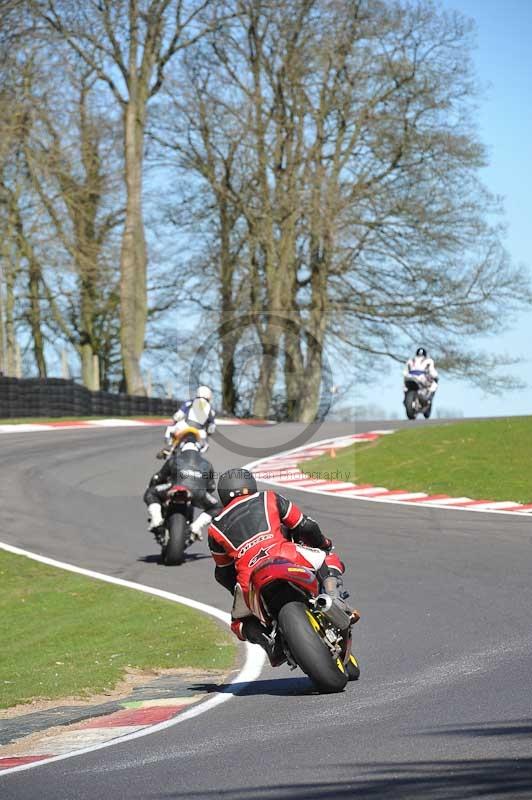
left=23, top=64, right=123, bottom=389
left=0, top=51, right=49, bottom=377
left=185, top=0, right=530, bottom=419
left=31, top=0, right=230, bottom=394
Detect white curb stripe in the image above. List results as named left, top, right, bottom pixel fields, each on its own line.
left=0, top=541, right=265, bottom=776
left=0, top=417, right=266, bottom=435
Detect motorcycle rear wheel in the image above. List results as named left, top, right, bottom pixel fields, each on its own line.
left=163, top=513, right=187, bottom=566
left=278, top=601, right=348, bottom=693
left=405, top=390, right=417, bottom=420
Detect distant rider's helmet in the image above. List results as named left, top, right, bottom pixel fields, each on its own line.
left=416, top=347, right=427, bottom=358
left=196, top=385, right=213, bottom=402
left=217, top=469, right=257, bottom=506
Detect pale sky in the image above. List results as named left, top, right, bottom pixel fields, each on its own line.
left=355, top=0, right=532, bottom=419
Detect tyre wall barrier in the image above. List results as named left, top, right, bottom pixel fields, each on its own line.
left=0, top=377, right=180, bottom=419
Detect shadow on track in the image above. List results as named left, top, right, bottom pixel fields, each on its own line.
left=152, top=756, right=532, bottom=799
left=419, top=719, right=532, bottom=738
left=137, top=552, right=211, bottom=565
left=190, top=676, right=317, bottom=697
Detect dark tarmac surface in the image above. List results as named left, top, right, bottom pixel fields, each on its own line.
left=1, top=419, right=532, bottom=799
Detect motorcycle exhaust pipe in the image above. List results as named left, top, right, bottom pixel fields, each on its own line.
left=314, top=594, right=352, bottom=630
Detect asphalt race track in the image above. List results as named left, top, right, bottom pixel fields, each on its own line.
left=1, top=420, right=532, bottom=799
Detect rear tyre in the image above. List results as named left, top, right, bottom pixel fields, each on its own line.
left=405, top=390, right=417, bottom=420
left=163, top=513, right=187, bottom=566
left=278, top=601, right=348, bottom=693
left=423, top=401, right=432, bottom=419
left=345, top=653, right=361, bottom=681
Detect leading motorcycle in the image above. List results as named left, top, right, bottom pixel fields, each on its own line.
left=154, top=484, right=200, bottom=566
left=403, top=370, right=434, bottom=420
left=247, top=555, right=360, bottom=693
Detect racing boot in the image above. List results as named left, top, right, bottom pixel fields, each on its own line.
left=241, top=617, right=285, bottom=667
left=189, top=511, right=212, bottom=542
left=317, top=564, right=361, bottom=626
left=318, top=562, right=344, bottom=599
left=147, top=503, right=165, bottom=543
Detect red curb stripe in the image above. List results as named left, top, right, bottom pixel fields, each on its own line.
left=46, top=421, right=92, bottom=428
left=0, top=755, right=53, bottom=769
left=501, top=504, right=532, bottom=511
left=79, top=705, right=187, bottom=728
left=443, top=499, right=491, bottom=506
left=122, top=417, right=168, bottom=424
left=322, top=484, right=372, bottom=493
left=275, top=475, right=321, bottom=484
left=407, top=494, right=451, bottom=503
left=362, top=489, right=421, bottom=497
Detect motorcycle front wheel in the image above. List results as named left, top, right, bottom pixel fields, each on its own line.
left=278, top=601, right=348, bottom=693
left=405, top=389, right=417, bottom=420
left=163, top=512, right=187, bottom=566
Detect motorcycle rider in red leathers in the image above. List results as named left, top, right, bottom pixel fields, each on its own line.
left=208, top=468, right=359, bottom=665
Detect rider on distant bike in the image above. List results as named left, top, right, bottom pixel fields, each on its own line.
left=403, top=347, right=439, bottom=399
left=208, top=468, right=359, bottom=665
left=144, top=434, right=218, bottom=541
left=164, top=386, right=216, bottom=452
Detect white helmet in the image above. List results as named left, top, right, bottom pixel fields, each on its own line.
left=196, top=385, right=212, bottom=402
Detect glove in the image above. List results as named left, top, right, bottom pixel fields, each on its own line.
left=322, top=537, right=333, bottom=553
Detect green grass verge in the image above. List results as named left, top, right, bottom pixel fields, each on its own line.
left=301, top=417, right=532, bottom=504
left=0, top=550, right=236, bottom=710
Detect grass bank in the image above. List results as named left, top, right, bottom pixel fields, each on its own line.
left=0, top=550, right=236, bottom=710
left=301, top=417, right=532, bottom=503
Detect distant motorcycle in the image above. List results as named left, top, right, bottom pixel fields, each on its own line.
left=247, top=554, right=360, bottom=693
left=403, top=370, right=435, bottom=420
left=156, top=425, right=204, bottom=461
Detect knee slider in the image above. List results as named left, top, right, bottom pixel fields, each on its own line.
left=230, top=619, right=246, bottom=641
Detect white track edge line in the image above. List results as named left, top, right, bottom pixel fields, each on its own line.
left=0, top=541, right=265, bottom=777
left=251, top=477, right=531, bottom=516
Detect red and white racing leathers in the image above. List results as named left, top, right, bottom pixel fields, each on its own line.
left=208, top=490, right=344, bottom=639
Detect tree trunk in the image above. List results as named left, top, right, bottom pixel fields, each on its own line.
left=4, top=259, right=16, bottom=376
left=28, top=254, right=47, bottom=377
left=283, top=322, right=304, bottom=420
left=252, top=327, right=281, bottom=418
left=298, top=339, right=323, bottom=422
left=9, top=192, right=46, bottom=377
left=79, top=273, right=98, bottom=389
left=219, top=197, right=239, bottom=413
left=120, top=98, right=147, bottom=396
left=297, top=231, right=330, bottom=422
left=0, top=268, right=5, bottom=375
left=253, top=347, right=278, bottom=418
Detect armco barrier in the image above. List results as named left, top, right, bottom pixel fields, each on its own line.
left=0, top=377, right=180, bottom=419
